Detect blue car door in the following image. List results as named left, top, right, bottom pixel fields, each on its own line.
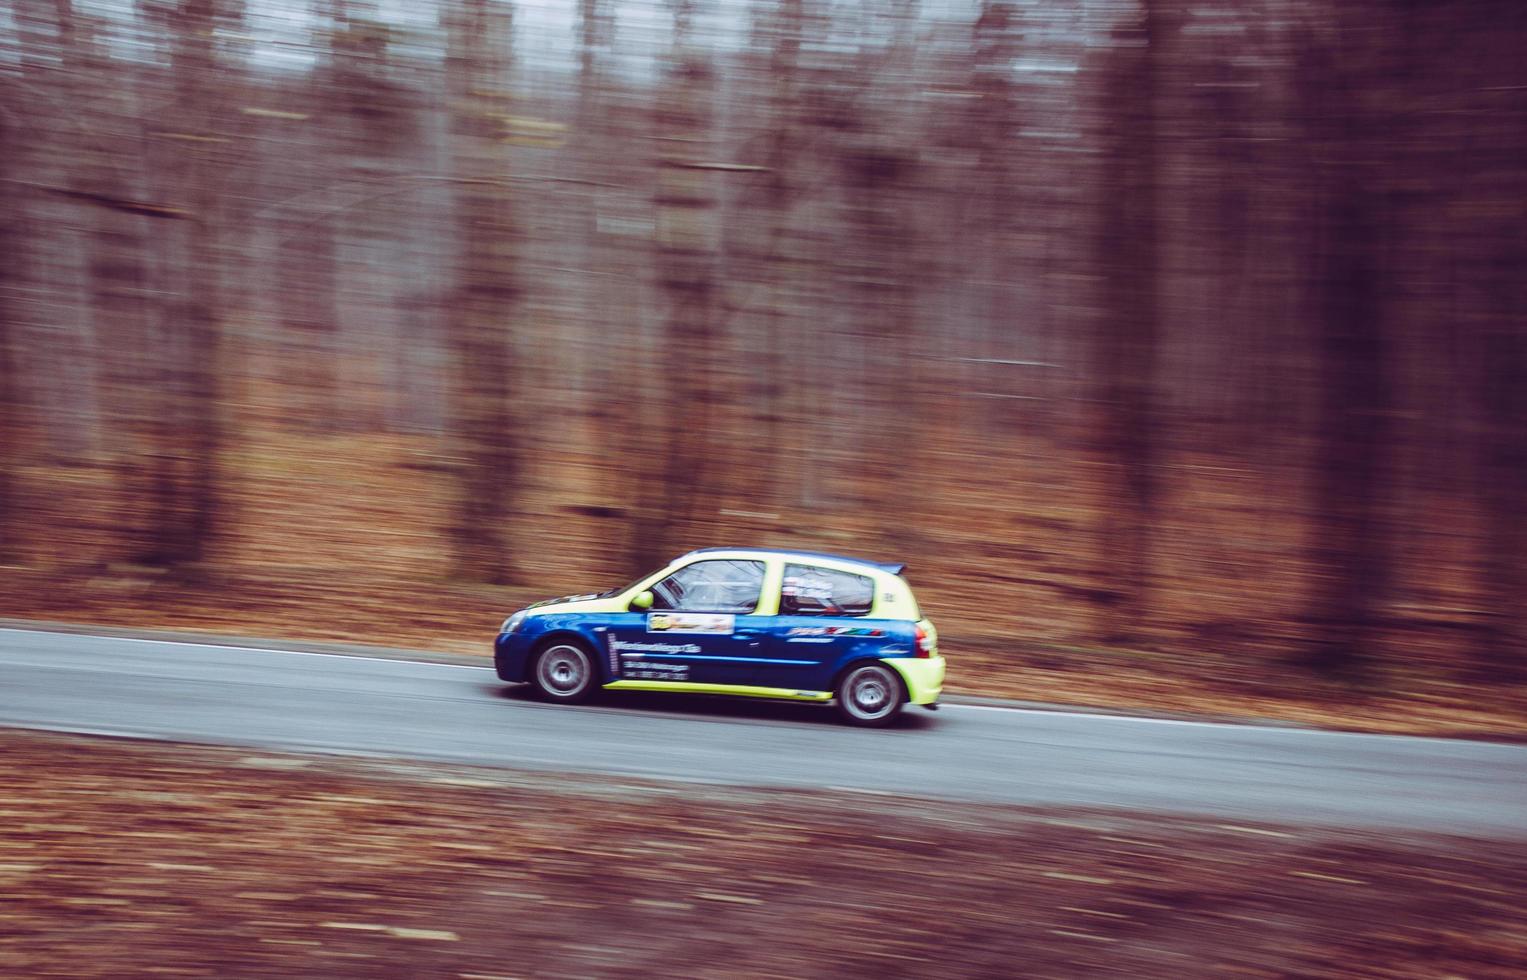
left=603, top=558, right=768, bottom=686
left=751, top=562, right=901, bottom=692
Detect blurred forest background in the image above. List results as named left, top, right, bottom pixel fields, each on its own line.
left=1, top=0, right=1523, bottom=725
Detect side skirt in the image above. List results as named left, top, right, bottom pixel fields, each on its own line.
left=603, top=681, right=833, bottom=702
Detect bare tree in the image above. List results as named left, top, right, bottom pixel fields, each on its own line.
left=118, top=0, right=241, bottom=569
left=1469, top=10, right=1527, bottom=679
left=49, top=0, right=161, bottom=563
left=576, top=0, right=626, bottom=514
left=444, top=0, right=523, bottom=583
left=968, top=0, right=1023, bottom=436
left=0, top=98, right=18, bottom=563
left=271, top=2, right=345, bottom=431
left=1093, top=1, right=1164, bottom=641
left=174, top=0, right=233, bottom=567
left=1297, top=11, right=1392, bottom=674
left=730, top=0, right=803, bottom=511
left=1475, top=282, right=1527, bottom=681
left=627, top=0, right=721, bottom=572
left=840, top=132, right=919, bottom=539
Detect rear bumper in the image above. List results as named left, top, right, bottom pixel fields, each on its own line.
left=884, top=655, right=945, bottom=705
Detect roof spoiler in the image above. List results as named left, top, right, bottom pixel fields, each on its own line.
left=879, top=562, right=907, bottom=576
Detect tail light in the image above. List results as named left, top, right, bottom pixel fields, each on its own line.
left=914, top=625, right=934, bottom=659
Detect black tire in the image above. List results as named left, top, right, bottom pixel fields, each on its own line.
left=530, top=640, right=598, bottom=704
left=834, top=662, right=904, bottom=727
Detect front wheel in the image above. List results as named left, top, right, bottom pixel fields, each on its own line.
left=531, top=641, right=597, bottom=704
left=835, top=663, right=904, bottom=727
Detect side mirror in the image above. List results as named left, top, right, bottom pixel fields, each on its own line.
left=629, top=590, right=654, bottom=611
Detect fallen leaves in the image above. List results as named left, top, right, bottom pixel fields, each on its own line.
left=693, top=892, right=763, bottom=905
left=1043, top=871, right=1115, bottom=884
left=1290, top=871, right=1367, bottom=885
left=1, top=728, right=1525, bottom=979
left=321, top=923, right=459, bottom=941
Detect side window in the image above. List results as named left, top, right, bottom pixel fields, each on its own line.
left=650, top=560, right=765, bottom=614
left=780, top=564, right=874, bottom=617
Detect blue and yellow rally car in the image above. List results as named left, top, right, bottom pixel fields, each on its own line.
left=494, top=548, right=944, bottom=726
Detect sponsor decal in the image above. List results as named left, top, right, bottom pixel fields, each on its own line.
left=648, top=612, right=734, bottom=635
left=613, top=638, right=700, bottom=679
left=787, top=626, right=885, bottom=637
left=611, top=639, right=703, bottom=656
left=624, top=661, right=690, bottom=681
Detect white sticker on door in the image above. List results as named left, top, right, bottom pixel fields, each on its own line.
left=648, top=612, right=735, bottom=634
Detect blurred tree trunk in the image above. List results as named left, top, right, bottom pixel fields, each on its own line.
left=1202, top=45, right=1257, bottom=442
left=332, top=17, right=415, bottom=434
left=1475, top=295, right=1527, bottom=680
left=0, top=104, right=18, bottom=563
left=173, top=0, right=230, bottom=567
left=1298, top=13, right=1391, bottom=674
left=274, top=206, right=338, bottom=428
left=444, top=0, right=522, bottom=584
left=750, top=0, right=802, bottom=510
left=131, top=0, right=236, bottom=569
left=841, top=135, right=917, bottom=545
left=1470, top=13, right=1527, bottom=679
left=271, top=1, right=370, bottom=432
left=971, top=0, right=1021, bottom=437
left=576, top=0, right=606, bottom=177
left=51, top=0, right=159, bottom=562
left=1093, top=2, right=1163, bottom=642
left=628, top=0, right=718, bottom=573
left=833, top=2, right=922, bottom=550
left=578, top=0, right=623, bottom=513
left=273, top=18, right=341, bottom=434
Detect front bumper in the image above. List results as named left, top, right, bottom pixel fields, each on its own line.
left=494, top=632, right=535, bottom=682
left=884, top=655, right=945, bottom=705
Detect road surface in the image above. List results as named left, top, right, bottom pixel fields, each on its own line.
left=2, top=627, right=1524, bottom=836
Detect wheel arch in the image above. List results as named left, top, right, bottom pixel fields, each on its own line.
left=830, top=656, right=909, bottom=704
left=528, top=629, right=609, bottom=682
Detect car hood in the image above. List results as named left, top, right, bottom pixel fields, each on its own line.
left=525, top=593, right=630, bottom=617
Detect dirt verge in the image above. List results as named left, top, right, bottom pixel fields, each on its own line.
left=2, top=729, right=1524, bottom=978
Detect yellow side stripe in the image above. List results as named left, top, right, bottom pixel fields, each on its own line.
left=603, top=680, right=833, bottom=702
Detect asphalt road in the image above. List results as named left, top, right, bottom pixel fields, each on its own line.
left=2, top=627, right=1525, bottom=837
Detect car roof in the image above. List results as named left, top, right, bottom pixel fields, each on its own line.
left=682, top=547, right=906, bottom=577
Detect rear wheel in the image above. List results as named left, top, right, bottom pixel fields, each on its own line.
left=531, top=641, right=597, bottom=704
left=835, top=663, right=903, bottom=727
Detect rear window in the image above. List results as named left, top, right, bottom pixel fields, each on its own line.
left=780, top=563, right=874, bottom=617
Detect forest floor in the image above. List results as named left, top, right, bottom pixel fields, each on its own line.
left=3, top=728, right=1526, bottom=979
left=5, top=413, right=1524, bottom=739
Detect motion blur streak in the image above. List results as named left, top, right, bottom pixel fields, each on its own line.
left=3, top=3, right=1527, bottom=974
left=2, top=0, right=1525, bottom=726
